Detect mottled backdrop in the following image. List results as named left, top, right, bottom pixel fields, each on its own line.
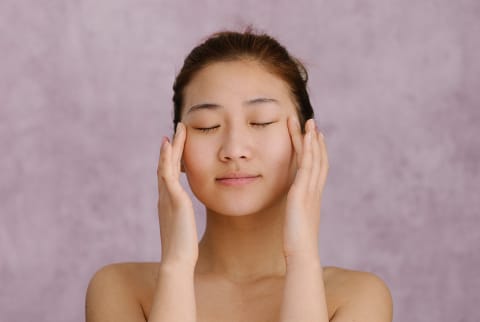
left=0, top=0, right=479, bottom=321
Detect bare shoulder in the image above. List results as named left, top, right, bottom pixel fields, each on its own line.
left=323, top=266, right=393, bottom=322
left=85, top=262, right=159, bottom=322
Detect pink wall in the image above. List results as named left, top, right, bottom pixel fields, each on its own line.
left=1, top=1, right=479, bottom=321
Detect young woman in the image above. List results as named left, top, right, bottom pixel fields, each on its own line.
left=86, top=30, right=393, bottom=322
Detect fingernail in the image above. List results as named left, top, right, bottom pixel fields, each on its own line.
left=308, top=119, right=314, bottom=131
left=175, top=122, right=182, bottom=134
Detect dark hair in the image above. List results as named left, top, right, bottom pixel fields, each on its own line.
left=172, top=29, right=314, bottom=132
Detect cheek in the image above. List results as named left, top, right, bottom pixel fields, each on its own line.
left=260, top=128, right=295, bottom=166
left=182, top=134, right=215, bottom=177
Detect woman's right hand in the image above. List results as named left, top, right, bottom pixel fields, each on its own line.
left=157, top=122, right=198, bottom=269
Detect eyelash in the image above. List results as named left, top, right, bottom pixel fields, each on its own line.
left=195, top=122, right=275, bottom=133
left=196, top=125, right=220, bottom=133
left=251, top=122, right=275, bottom=127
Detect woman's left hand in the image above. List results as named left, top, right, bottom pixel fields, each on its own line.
left=283, top=117, right=329, bottom=263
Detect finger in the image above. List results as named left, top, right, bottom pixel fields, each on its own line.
left=317, top=130, right=329, bottom=191
left=310, top=122, right=322, bottom=191
left=287, top=116, right=303, bottom=167
left=172, top=122, right=186, bottom=173
left=157, top=137, right=171, bottom=193
left=158, top=136, right=167, bottom=162
left=304, top=118, right=314, bottom=174
left=157, top=133, right=189, bottom=214
left=158, top=137, right=178, bottom=188
left=163, top=136, right=178, bottom=176
left=158, top=137, right=170, bottom=177
left=295, top=119, right=314, bottom=189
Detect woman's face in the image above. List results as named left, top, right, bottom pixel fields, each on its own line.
left=181, top=60, right=300, bottom=216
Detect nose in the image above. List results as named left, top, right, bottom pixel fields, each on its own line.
left=218, top=126, right=252, bottom=162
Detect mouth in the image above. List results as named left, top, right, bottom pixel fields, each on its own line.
left=215, top=174, right=261, bottom=186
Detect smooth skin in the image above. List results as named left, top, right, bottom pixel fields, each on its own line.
left=85, top=60, right=393, bottom=322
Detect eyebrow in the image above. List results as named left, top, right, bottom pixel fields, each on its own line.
left=186, top=97, right=280, bottom=114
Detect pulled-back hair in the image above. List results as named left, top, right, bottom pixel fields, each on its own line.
left=172, top=29, right=314, bottom=132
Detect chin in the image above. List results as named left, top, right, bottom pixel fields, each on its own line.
left=203, top=199, right=263, bottom=217
left=202, top=192, right=288, bottom=218
left=208, top=206, right=262, bottom=217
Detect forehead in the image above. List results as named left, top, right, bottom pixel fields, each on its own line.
left=182, top=60, right=295, bottom=115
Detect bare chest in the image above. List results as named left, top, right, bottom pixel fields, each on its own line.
left=194, top=277, right=284, bottom=322
left=138, top=266, right=340, bottom=322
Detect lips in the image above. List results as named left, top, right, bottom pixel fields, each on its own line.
left=215, top=173, right=261, bottom=186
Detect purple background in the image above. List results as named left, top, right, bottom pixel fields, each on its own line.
left=1, top=1, right=479, bottom=321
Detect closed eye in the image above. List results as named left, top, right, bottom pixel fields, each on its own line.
left=194, top=122, right=275, bottom=133
left=250, top=122, right=276, bottom=127
left=194, top=125, right=220, bottom=133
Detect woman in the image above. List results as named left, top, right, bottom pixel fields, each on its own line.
left=85, top=29, right=393, bottom=322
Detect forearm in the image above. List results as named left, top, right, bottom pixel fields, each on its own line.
left=279, top=256, right=329, bottom=322
left=148, top=263, right=197, bottom=322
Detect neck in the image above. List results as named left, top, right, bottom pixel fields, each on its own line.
left=195, top=198, right=287, bottom=283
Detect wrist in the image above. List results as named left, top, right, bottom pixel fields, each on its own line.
left=285, top=252, right=322, bottom=270
left=159, top=261, right=196, bottom=276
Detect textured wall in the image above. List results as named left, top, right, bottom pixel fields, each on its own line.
left=1, top=0, right=479, bottom=321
